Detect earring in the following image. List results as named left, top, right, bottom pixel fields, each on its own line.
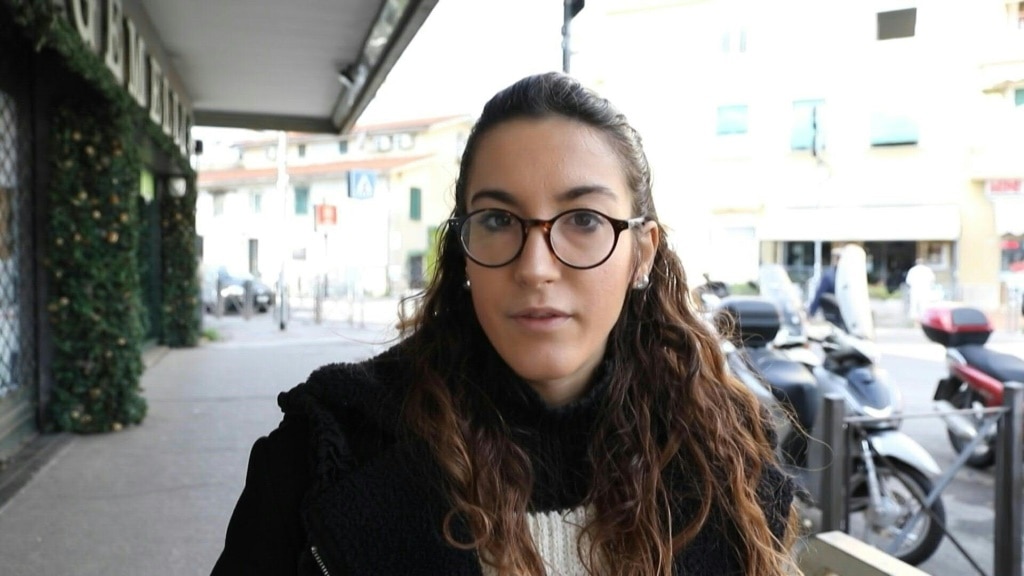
left=463, top=277, right=471, bottom=290
left=633, top=273, right=650, bottom=290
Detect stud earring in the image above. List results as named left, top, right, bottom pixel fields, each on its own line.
left=463, top=277, right=471, bottom=290
left=633, top=273, right=650, bottom=290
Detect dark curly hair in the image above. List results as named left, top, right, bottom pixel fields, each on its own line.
left=398, top=72, right=798, bottom=575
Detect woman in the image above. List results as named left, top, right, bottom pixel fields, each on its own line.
left=212, top=72, right=798, bottom=576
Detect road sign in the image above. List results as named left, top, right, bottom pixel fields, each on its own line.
left=348, top=169, right=376, bottom=199
left=315, top=204, right=337, bottom=229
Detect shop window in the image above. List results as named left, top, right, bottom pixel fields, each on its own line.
left=1002, top=237, right=1024, bottom=273
left=791, top=99, right=825, bottom=152
left=409, top=187, right=422, bottom=221
left=877, top=8, right=916, bottom=40
left=294, top=185, right=310, bottom=215
left=716, top=104, right=749, bottom=135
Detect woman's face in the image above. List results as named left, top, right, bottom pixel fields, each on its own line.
left=463, top=117, right=658, bottom=406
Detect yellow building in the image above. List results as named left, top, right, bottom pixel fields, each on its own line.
left=196, top=115, right=473, bottom=297
left=574, top=0, right=1024, bottom=311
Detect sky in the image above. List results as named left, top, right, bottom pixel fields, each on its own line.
left=359, top=0, right=567, bottom=122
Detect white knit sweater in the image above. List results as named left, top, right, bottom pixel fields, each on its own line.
left=480, top=507, right=594, bottom=576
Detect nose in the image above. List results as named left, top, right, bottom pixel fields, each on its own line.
left=513, top=225, right=560, bottom=286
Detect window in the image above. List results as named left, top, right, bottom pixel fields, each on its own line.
left=375, top=135, right=393, bottom=152
left=338, top=139, right=348, bottom=154
left=791, top=99, right=825, bottom=152
left=721, top=28, right=747, bottom=53
left=294, top=185, right=310, bottom=215
left=265, top=145, right=277, bottom=161
left=877, top=8, right=916, bottom=40
left=397, top=133, right=414, bottom=149
left=716, top=105, right=749, bottom=135
left=212, top=193, right=225, bottom=216
left=250, top=191, right=262, bottom=214
left=297, top=144, right=306, bottom=158
left=870, top=110, right=919, bottom=146
left=1015, top=88, right=1024, bottom=107
left=409, top=187, right=422, bottom=221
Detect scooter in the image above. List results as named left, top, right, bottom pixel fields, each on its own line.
left=715, top=293, right=946, bottom=566
left=923, top=303, right=1024, bottom=469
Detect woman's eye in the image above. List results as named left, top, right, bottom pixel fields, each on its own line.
left=566, top=211, right=601, bottom=229
left=479, top=211, right=515, bottom=230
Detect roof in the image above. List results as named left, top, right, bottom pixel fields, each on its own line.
left=198, top=155, right=432, bottom=188
left=129, top=0, right=438, bottom=134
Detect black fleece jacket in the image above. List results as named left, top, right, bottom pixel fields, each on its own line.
left=211, top=343, right=794, bottom=575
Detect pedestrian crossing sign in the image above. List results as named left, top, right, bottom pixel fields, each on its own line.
left=348, top=170, right=376, bottom=199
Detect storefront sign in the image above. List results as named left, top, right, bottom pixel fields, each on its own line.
left=986, top=179, right=1023, bottom=196
left=63, top=0, right=192, bottom=158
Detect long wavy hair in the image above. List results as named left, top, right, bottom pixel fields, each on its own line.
left=398, top=72, right=798, bottom=575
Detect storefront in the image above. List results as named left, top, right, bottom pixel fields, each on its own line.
left=0, top=0, right=435, bottom=467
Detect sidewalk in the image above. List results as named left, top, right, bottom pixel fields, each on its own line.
left=0, top=308, right=394, bottom=576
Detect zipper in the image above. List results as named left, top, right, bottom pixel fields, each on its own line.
left=310, top=545, right=331, bottom=576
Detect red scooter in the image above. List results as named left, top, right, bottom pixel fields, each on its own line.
left=922, top=304, right=1024, bottom=468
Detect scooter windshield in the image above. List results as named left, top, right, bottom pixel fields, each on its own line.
left=757, top=264, right=808, bottom=343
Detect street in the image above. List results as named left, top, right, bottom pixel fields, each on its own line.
left=871, top=328, right=1024, bottom=576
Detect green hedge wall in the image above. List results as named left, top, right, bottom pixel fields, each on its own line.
left=8, top=0, right=200, bottom=432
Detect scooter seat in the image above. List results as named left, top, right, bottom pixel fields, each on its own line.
left=956, top=344, right=1024, bottom=384
left=748, top=349, right=821, bottom=432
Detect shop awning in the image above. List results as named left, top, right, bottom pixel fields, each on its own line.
left=130, top=0, right=437, bottom=134
left=758, top=205, right=961, bottom=242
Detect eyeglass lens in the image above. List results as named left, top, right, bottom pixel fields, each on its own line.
left=460, top=209, right=621, bottom=268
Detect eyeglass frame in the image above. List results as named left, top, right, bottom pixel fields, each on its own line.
left=448, top=208, right=649, bottom=270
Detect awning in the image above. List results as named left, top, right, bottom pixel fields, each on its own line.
left=758, top=205, right=961, bottom=242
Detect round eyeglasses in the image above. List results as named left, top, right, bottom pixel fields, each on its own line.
left=449, top=208, right=647, bottom=269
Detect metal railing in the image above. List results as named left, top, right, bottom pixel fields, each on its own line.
left=815, top=383, right=1023, bottom=576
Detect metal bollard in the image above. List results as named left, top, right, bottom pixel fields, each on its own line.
left=820, top=393, right=848, bottom=533
left=242, top=279, right=254, bottom=320
left=994, top=382, right=1023, bottom=576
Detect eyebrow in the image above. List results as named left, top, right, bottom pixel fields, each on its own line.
left=468, top=185, right=618, bottom=208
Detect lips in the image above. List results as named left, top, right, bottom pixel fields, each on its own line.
left=512, top=307, right=569, bottom=319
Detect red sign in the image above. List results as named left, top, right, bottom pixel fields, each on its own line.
left=315, top=204, right=337, bottom=228
left=987, top=179, right=1022, bottom=196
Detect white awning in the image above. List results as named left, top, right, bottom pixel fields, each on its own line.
left=992, top=197, right=1024, bottom=236
left=758, top=205, right=961, bottom=242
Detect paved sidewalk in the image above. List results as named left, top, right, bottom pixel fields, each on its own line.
left=0, top=310, right=393, bottom=576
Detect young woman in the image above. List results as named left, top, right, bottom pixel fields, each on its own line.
left=212, top=72, right=798, bottom=576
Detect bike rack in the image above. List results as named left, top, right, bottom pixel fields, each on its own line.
left=817, top=382, right=1023, bottom=576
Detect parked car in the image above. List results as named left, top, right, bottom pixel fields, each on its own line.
left=201, top=266, right=275, bottom=313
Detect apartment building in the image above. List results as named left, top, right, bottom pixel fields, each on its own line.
left=196, top=115, right=473, bottom=297
left=574, top=0, right=1024, bottom=308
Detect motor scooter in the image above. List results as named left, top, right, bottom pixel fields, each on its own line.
left=923, top=303, right=1024, bottom=469
left=715, top=291, right=946, bottom=566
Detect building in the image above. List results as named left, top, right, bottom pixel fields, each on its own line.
left=0, top=0, right=433, bottom=466
left=574, top=0, right=1024, bottom=309
left=196, top=116, right=473, bottom=299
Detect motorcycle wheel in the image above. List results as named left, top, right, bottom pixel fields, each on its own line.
left=847, top=461, right=946, bottom=567
left=947, top=384, right=996, bottom=469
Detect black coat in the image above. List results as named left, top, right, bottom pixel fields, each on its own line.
left=211, top=345, right=794, bottom=575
